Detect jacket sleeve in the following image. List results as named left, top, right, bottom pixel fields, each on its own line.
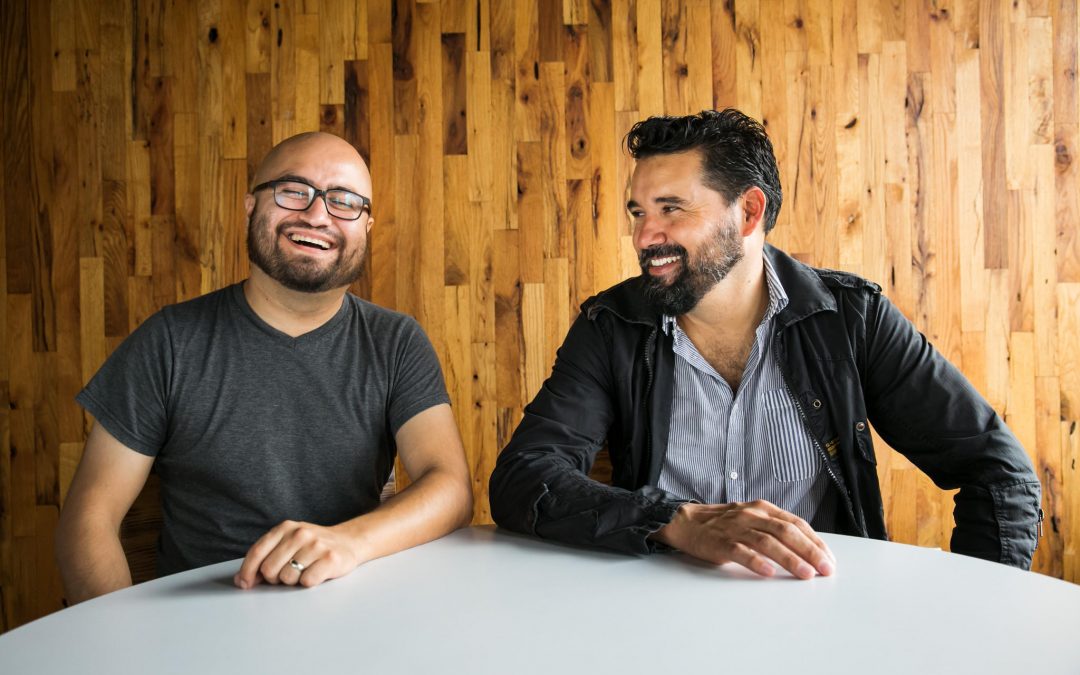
left=861, top=293, right=1042, bottom=568
left=489, top=312, right=686, bottom=554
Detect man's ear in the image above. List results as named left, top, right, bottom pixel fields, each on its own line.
left=739, top=187, right=767, bottom=237
left=244, top=193, right=255, bottom=219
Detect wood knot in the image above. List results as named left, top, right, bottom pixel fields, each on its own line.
left=1055, top=142, right=1072, bottom=170
left=393, top=57, right=414, bottom=81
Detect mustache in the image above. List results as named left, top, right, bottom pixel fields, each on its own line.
left=638, top=244, right=688, bottom=266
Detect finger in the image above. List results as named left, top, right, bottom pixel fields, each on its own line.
left=259, top=540, right=304, bottom=585
left=723, top=542, right=777, bottom=578
left=746, top=502, right=835, bottom=575
left=235, top=526, right=289, bottom=589
left=755, top=517, right=834, bottom=577
left=256, top=522, right=308, bottom=585
left=738, top=527, right=819, bottom=579
left=296, top=556, right=332, bottom=588
left=278, top=556, right=308, bottom=587
left=774, top=511, right=835, bottom=564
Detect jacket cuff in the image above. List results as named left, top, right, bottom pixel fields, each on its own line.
left=642, top=498, right=694, bottom=553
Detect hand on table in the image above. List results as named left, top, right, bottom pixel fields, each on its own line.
left=652, top=500, right=836, bottom=580
left=233, top=520, right=365, bottom=590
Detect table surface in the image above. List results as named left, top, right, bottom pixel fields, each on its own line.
left=2, top=526, right=1079, bottom=674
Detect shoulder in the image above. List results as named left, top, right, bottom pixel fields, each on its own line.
left=812, top=266, right=882, bottom=295
left=341, top=294, right=436, bottom=352
left=344, top=294, right=423, bottom=330
left=158, top=285, right=236, bottom=326
left=766, top=244, right=881, bottom=296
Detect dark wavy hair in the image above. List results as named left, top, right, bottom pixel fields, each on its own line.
left=625, top=109, right=783, bottom=233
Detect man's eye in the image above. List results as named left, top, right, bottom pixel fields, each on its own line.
left=281, top=189, right=308, bottom=199
left=662, top=205, right=679, bottom=213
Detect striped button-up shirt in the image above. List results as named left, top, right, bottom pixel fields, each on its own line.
left=657, top=255, right=837, bottom=528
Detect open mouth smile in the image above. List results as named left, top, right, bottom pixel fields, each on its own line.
left=648, top=256, right=679, bottom=267
left=285, top=231, right=335, bottom=252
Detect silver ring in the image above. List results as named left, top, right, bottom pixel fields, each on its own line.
left=289, top=559, right=306, bottom=573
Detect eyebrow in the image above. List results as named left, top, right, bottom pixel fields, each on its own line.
left=625, top=195, right=689, bottom=210
left=274, top=173, right=361, bottom=195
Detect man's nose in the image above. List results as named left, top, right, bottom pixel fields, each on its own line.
left=299, top=194, right=335, bottom=227
left=633, top=213, right=668, bottom=250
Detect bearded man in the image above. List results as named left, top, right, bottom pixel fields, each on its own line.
left=56, top=133, right=472, bottom=602
left=489, top=109, right=1042, bottom=576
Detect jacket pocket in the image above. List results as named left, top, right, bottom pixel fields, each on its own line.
left=761, top=389, right=822, bottom=482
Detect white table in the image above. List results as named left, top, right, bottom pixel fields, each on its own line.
left=2, top=526, right=1078, bottom=674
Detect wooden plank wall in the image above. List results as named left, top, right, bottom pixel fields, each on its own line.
left=1, top=0, right=1077, bottom=631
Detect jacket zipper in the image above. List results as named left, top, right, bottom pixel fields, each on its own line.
left=643, top=327, right=656, bottom=473
left=773, top=330, right=864, bottom=536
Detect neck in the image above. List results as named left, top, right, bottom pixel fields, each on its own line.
left=678, top=250, right=768, bottom=337
left=243, top=267, right=347, bottom=337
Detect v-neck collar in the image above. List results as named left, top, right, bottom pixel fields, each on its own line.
left=229, top=283, right=351, bottom=348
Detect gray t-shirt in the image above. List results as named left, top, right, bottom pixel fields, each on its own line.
left=77, top=283, right=449, bottom=576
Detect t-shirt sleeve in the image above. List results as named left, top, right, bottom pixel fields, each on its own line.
left=76, top=311, right=173, bottom=457
left=387, top=317, right=451, bottom=435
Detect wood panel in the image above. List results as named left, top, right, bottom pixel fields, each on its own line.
left=1, top=0, right=1078, bottom=632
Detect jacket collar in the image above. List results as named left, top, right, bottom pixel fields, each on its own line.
left=584, top=244, right=837, bottom=328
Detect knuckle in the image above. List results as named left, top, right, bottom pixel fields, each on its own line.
left=259, top=561, right=277, bottom=580
left=747, top=530, right=771, bottom=547
left=773, top=521, right=798, bottom=539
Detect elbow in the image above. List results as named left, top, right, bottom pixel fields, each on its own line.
left=54, top=506, right=77, bottom=569
left=457, top=479, right=474, bottom=528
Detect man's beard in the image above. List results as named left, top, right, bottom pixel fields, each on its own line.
left=247, top=212, right=366, bottom=293
left=638, top=219, right=744, bottom=315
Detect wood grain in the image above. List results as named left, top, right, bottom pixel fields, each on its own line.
left=1, top=0, right=1078, bottom=632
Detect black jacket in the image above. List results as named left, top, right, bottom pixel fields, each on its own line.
left=489, top=245, right=1042, bottom=568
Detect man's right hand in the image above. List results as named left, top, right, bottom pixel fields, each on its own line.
left=651, top=500, right=836, bottom=579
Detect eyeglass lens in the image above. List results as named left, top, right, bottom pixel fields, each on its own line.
left=274, top=182, right=367, bottom=219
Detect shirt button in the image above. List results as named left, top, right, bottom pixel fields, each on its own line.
left=729, top=471, right=738, bottom=480
left=856, top=421, right=866, bottom=431
left=812, top=399, right=822, bottom=409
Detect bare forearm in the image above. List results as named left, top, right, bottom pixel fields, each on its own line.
left=335, top=468, right=473, bottom=564
left=55, top=518, right=133, bottom=604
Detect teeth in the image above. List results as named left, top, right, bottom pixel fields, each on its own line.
left=288, top=234, right=331, bottom=250
left=649, top=256, right=679, bottom=267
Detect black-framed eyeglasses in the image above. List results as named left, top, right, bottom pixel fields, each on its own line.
left=253, top=179, right=371, bottom=221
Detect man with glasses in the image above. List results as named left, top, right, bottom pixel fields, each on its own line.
left=56, top=132, right=472, bottom=602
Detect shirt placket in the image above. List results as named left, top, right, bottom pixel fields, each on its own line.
left=725, top=393, right=745, bottom=501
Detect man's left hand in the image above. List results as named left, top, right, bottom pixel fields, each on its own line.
left=233, top=520, right=365, bottom=589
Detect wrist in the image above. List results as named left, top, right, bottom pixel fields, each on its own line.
left=330, top=519, right=373, bottom=567
left=651, top=502, right=697, bottom=549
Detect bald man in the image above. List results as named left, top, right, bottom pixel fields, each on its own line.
left=56, top=133, right=472, bottom=602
